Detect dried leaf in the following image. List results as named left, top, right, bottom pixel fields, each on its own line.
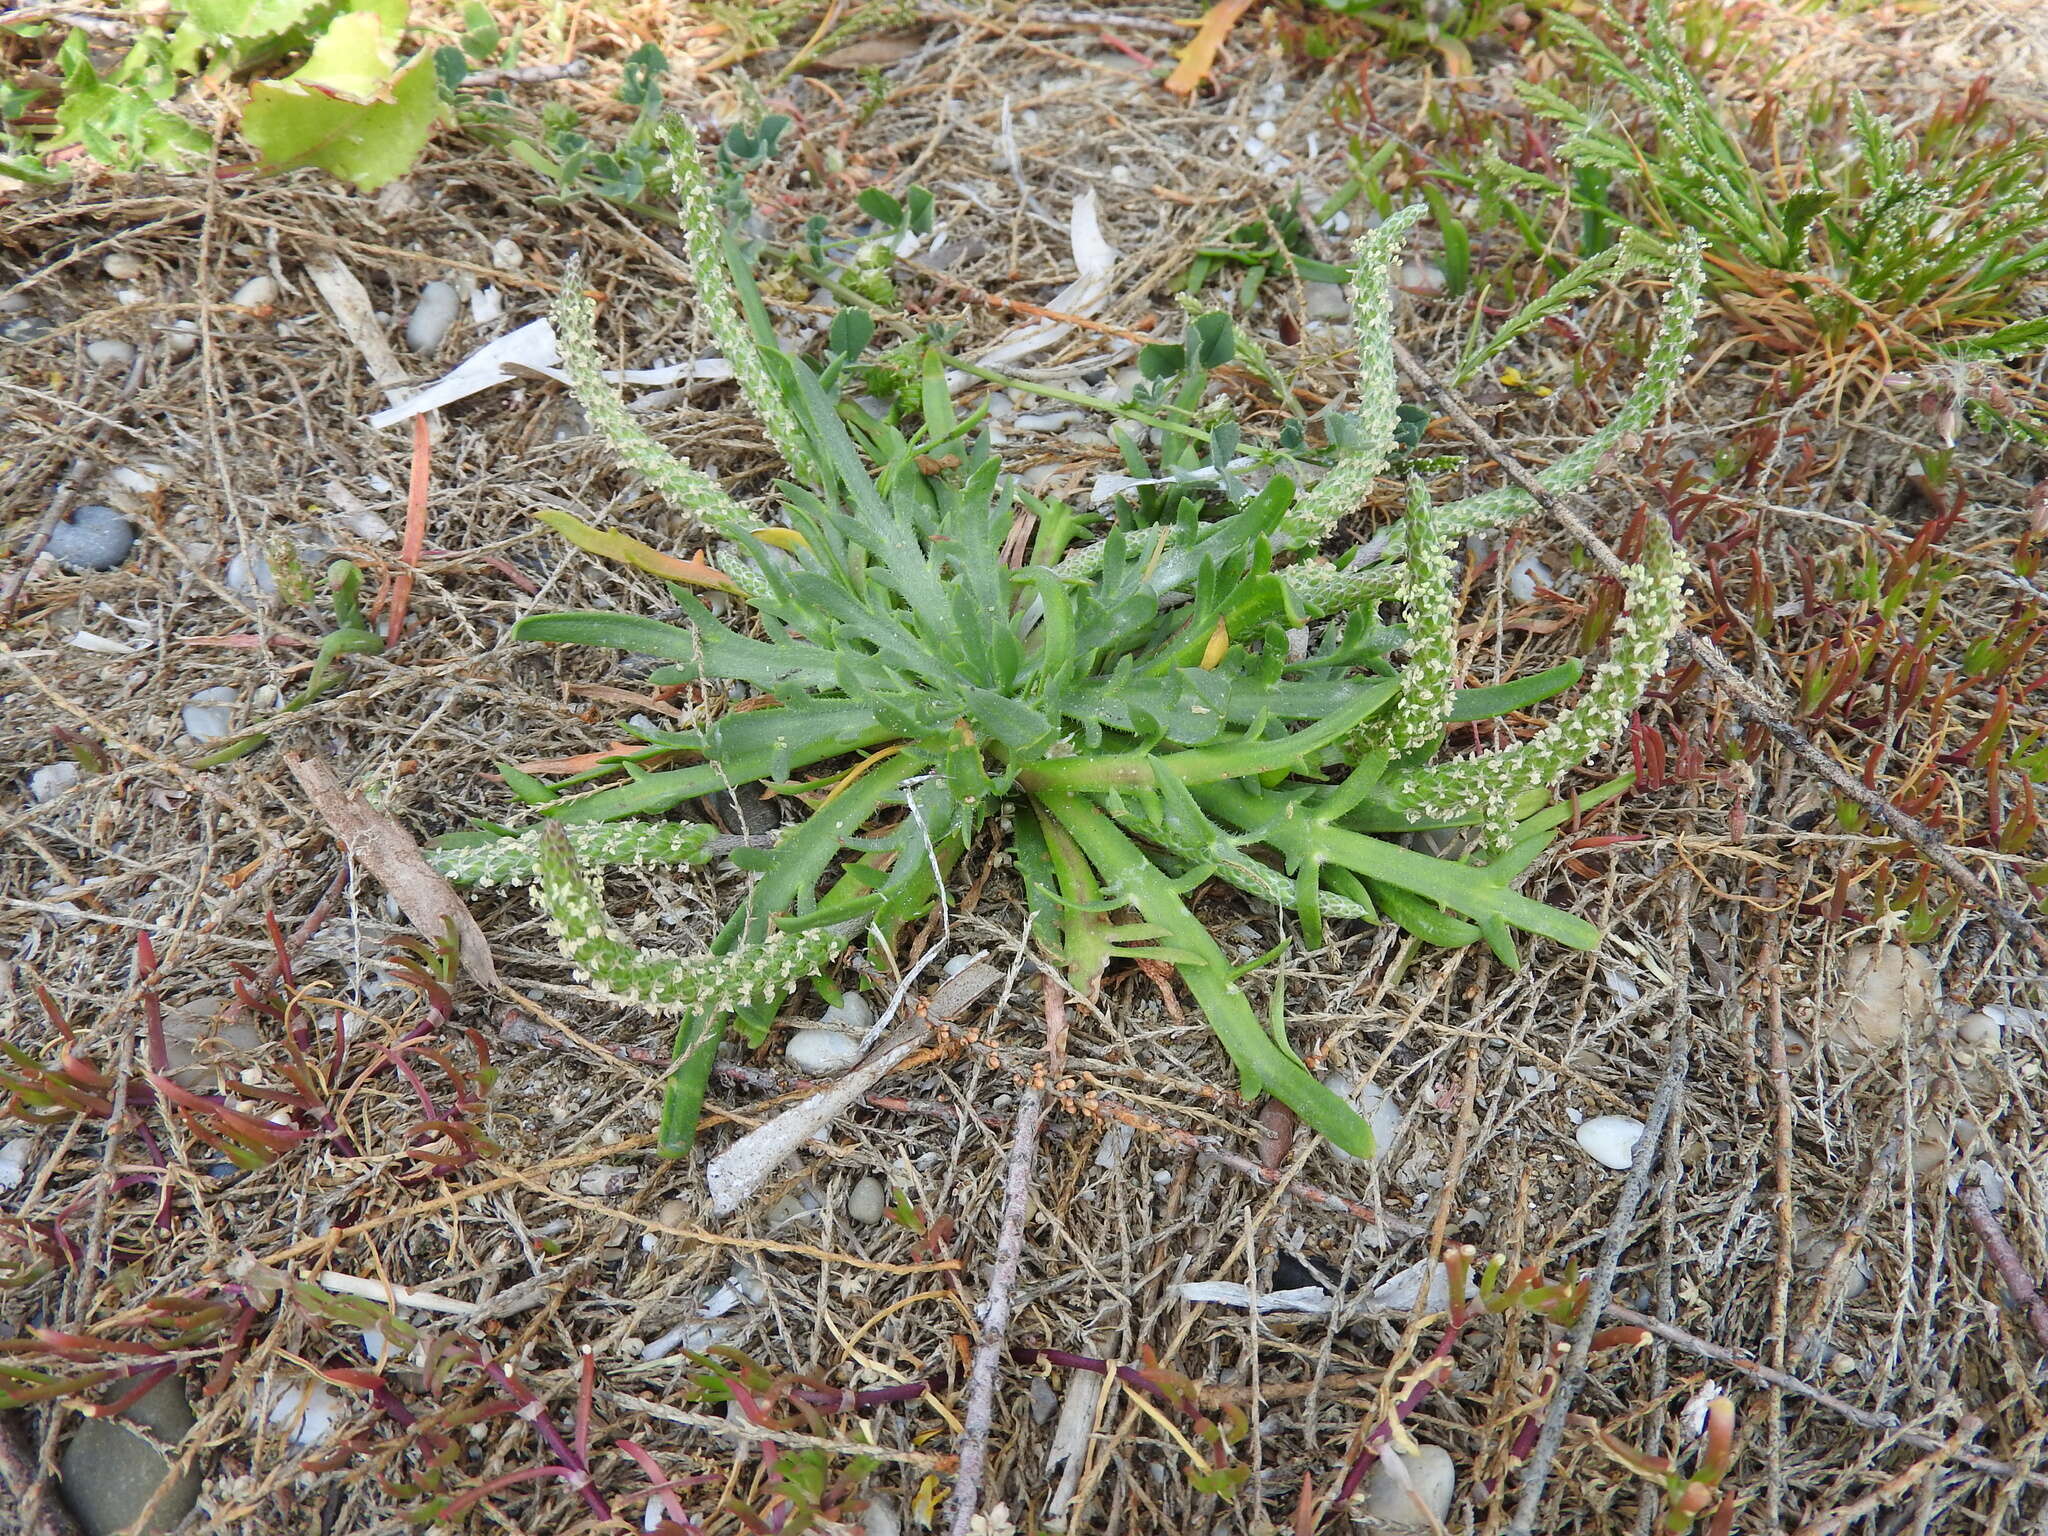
left=287, top=752, right=497, bottom=987
left=1163, top=0, right=1256, bottom=98
left=810, top=34, right=924, bottom=69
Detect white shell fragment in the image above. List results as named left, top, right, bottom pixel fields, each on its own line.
left=1576, top=1115, right=1647, bottom=1171
left=181, top=686, right=239, bottom=742
left=1362, top=1443, right=1456, bottom=1530
left=1833, top=943, right=1938, bottom=1051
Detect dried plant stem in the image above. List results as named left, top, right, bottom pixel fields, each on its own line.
left=1791, top=1415, right=1984, bottom=1536
left=948, top=983, right=1066, bottom=1536
left=1957, top=1183, right=2048, bottom=1357
left=1505, top=1028, right=1690, bottom=1536
left=1390, top=342, right=2048, bottom=969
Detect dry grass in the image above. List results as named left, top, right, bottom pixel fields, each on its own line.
left=4, top=3, right=2048, bottom=1533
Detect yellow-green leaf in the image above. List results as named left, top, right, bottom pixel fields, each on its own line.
left=533, top=509, right=742, bottom=594
left=239, top=26, right=440, bottom=191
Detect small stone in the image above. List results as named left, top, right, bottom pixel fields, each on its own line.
left=181, top=686, right=240, bottom=742
left=104, top=465, right=162, bottom=496
left=0, top=1136, right=30, bottom=1190
left=1507, top=551, right=1552, bottom=603
left=60, top=1376, right=202, bottom=1536
left=1576, top=1115, right=1646, bottom=1171
left=846, top=1175, right=888, bottom=1225
left=226, top=546, right=275, bottom=596
left=576, top=1163, right=636, bottom=1196
left=0, top=291, right=28, bottom=313
left=786, top=1027, right=864, bottom=1075
left=1, top=314, right=56, bottom=344
left=1028, top=1377, right=1059, bottom=1425
left=1957, top=1009, right=2003, bottom=1050
left=1305, top=282, right=1350, bottom=321
left=164, top=319, right=199, bottom=359
left=1833, top=944, right=1937, bottom=1052
left=407, top=281, right=460, bottom=354
left=819, top=991, right=875, bottom=1035
left=490, top=237, right=524, bottom=271
left=30, top=762, right=79, bottom=802
left=1360, top=1443, right=1456, bottom=1529
left=862, top=1495, right=903, bottom=1536
left=44, top=504, right=136, bottom=571
left=657, top=1197, right=688, bottom=1227
left=103, top=252, right=145, bottom=281
left=231, top=274, right=279, bottom=310
left=1398, top=260, right=1449, bottom=295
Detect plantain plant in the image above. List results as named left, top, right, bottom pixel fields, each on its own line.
left=436, top=121, right=1701, bottom=1159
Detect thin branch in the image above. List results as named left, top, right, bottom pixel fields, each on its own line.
left=948, top=982, right=1066, bottom=1536
left=1506, top=1029, right=1690, bottom=1536
left=1391, top=342, right=2048, bottom=969
left=1958, top=1181, right=2048, bottom=1358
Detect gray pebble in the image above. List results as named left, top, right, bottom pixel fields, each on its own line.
left=406, top=281, right=460, bottom=353
left=1, top=314, right=56, bottom=344
left=846, top=1175, right=888, bottom=1225
left=59, top=1375, right=202, bottom=1536
left=85, top=338, right=137, bottom=368
left=44, top=504, right=136, bottom=571
left=103, top=252, right=146, bottom=281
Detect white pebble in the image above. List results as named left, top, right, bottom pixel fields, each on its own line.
left=165, top=319, right=199, bottom=358
left=0, top=1136, right=31, bottom=1190
left=181, top=686, right=239, bottom=742
left=1255, top=119, right=1278, bottom=142
left=406, top=281, right=460, bottom=354
left=1576, top=1115, right=1646, bottom=1171
left=1361, top=1443, right=1456, bottom=1530
left=1304, top=282, right=1351, bottom=320
left=1507, top=551, right=1552, bottom=603
left=820, top=991, right=875, bottom=1035
left=102, top=252, right=145, bottom=281
left=846, top=1175, right=888, bottom=1225
left=30, top=762, right=79, bottom=802
left=490, top=238, right=524, bottom=271
left=785, top=1028, right=863, bottom=1075
left=226, top=547, right=275, bottom=596
left=231, top=274, right=279, bottom=310
left=85, top=338, right=136, bottom=368
left=1957, top=1010, right=2003, bottom=1050
left=943, top=954, right=977, bottom=978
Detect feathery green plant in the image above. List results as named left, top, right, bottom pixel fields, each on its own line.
left=1516, top=0, right=2048, bottom=360
left=456, top=127, right=1699, bottom=1160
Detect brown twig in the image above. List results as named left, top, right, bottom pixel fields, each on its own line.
left=1391, top=342, right=2048, bottom=969
left=1958, top=1181, right=2048, bottom=1358
left=948, top=982, right=1066, bottom=1536
left=1505, top=1028, right=1690, bottom=1536
left=385, top=413, right=431, bottom=647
